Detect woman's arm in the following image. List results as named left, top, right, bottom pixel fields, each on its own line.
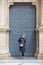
left=18, top=38, right=21, bottom=43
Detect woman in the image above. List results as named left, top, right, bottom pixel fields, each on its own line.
left=18, top=34, right=26, bottom=56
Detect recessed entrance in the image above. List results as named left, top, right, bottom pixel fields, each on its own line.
left=9, top=3, right=36, bottom=57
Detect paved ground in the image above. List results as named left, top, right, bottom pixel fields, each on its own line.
left=0, top=57, right=43, bottom=65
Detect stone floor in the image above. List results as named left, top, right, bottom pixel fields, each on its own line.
left=0, top=57, right=43, bottom=65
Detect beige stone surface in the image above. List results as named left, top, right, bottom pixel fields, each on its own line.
left=9, top=0, right=36, bottom=2
left=0, top=0, right=43, bottom=59
left=39, top=33, right=43, bottom=53
left=0, top=0, right=9, bottom=59
left=41, top=0, right=43, bottom=25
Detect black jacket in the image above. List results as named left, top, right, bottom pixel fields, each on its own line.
left=18, top=37, right=26, bottom=44
left=18, top=37, right=26, bottom=51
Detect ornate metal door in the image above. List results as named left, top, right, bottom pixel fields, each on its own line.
left=9, top=3, right=36, bottom=57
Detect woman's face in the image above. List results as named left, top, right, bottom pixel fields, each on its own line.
left=22, top=34, right=25, bottom=38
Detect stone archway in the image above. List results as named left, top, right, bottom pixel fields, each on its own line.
left=8, top=0, right=41, bottom=59
left=9, top=3, right=36, bottom=57
left=0, top=0, right=43, bottom=59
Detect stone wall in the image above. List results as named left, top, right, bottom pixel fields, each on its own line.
left=41, top=0, right=43, bottom=25
left=37, top=0, right=43, bottom=59
left=0, top=0, right=43, bottom=59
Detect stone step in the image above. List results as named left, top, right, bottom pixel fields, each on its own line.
left=0, top=57, right=43, bottom=65
left=0, top=62, right=43, bottom=65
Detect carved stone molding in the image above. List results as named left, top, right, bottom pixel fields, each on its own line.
left=32, top=2, right=37, bottom=6
left=0, top=53, right=9, bottom=60
left=35, top=25, right=43, bottom=33
left=9, top=0, right=37, bottom=3
left=35, top=28, right=39, bottom=32
left=38, top=26, right=43, bottom=32
left=0, top=27, right=10, bottom=32
left=8, top=0, right=37, bottom=7
left=7, top=0, right=42, bottom=59
left=8, top=0, right=14, bottom=7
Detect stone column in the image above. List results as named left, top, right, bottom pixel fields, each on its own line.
left=0, top=0, right=10, bottom=59
left=41, top=0, right=43, bottom=25
left=35, top=0, right=41, bottom=59
left=37, top=0, right=43, bottom=59
left=37, top=26, right=43, bottom=59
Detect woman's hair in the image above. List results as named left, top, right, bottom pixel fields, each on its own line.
left=21, top=34, right=26, bottom=38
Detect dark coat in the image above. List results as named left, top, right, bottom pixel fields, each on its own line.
left=18, top=37, right=26, bottom=52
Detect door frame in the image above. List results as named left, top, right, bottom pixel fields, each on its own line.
left=7, top=0, right=41, bottom=58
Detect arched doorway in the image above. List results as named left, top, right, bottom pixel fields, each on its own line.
left=9, top=3, right=36, bottom=57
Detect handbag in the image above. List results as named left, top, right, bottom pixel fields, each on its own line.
left=20, top=43, right=24, bottom=47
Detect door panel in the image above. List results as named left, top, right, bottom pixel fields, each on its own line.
left=9, top=3, right=36, bottom=57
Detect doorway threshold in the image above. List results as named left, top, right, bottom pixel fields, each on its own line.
left=10, top=57, right=36, bottom=60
